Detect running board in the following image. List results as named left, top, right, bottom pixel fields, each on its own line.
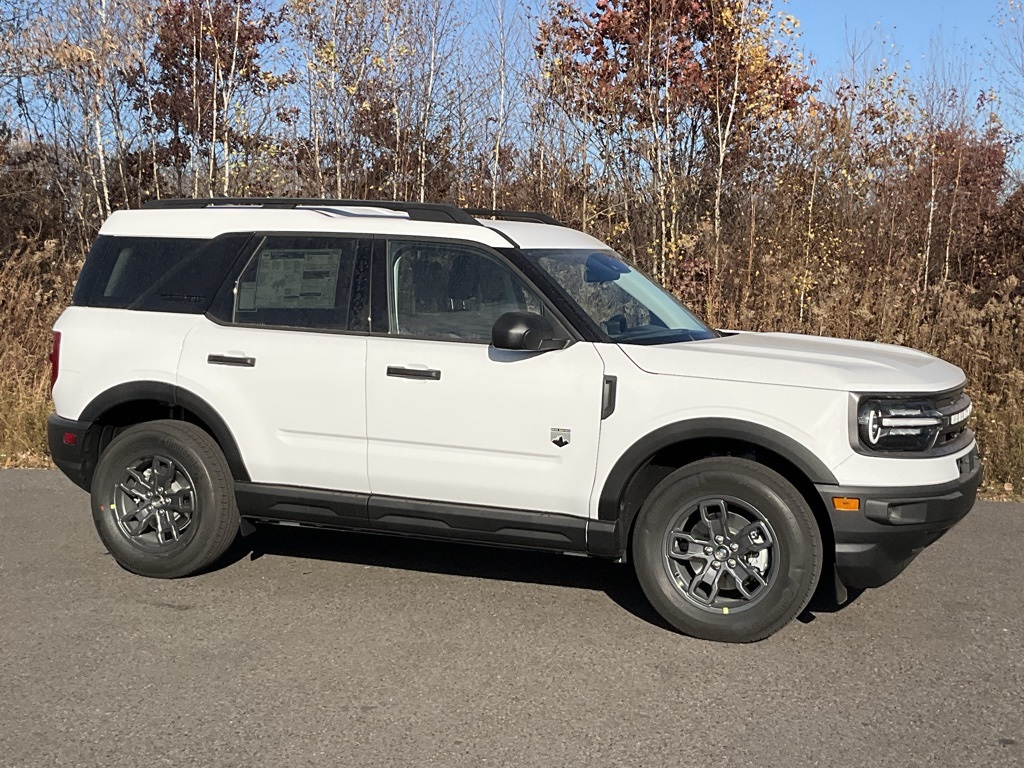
left=234, top=482, right=594, bottom=555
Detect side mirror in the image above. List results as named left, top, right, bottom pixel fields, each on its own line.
left=491, top=312, right=568, bottom=352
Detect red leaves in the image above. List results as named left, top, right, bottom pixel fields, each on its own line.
left=141, top=0, right=282, bottom=163
left=538, top=0, right=805, bottom=134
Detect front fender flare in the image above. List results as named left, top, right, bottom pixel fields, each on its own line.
left=588, top=418, right=837, bottom=557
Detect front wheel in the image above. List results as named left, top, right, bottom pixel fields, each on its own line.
left=90, top=420, right=240, bottom=578
left=632, top=457, right=822, bottom=643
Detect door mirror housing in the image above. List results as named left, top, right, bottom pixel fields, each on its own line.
left=491, top=312, right=568, bottom=352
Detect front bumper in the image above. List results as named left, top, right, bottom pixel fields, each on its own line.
left=816, top=448, right=982, bottom=589
left=47, top=413, right=94, bottom=491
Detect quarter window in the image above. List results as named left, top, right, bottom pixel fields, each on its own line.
left=388, top=241, right=542, bottom=342
left=72, top=234, right=250, bottom=313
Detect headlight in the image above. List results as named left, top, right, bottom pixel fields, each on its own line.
left=855, top=389, right=973, bottom=455
left=857, top=398, right=950, bottom=452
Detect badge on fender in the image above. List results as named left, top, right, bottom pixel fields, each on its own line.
left=551, top=428, right=570, bottom=448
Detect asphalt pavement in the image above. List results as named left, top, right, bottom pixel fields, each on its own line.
left=0, top=469, right=1021, bottom=767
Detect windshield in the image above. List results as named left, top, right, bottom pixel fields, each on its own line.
left=520, top=249, right=717, bottom=345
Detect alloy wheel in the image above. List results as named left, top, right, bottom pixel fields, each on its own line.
left=662, top=496, right=778, bottom=613
left=110, top=455, right=198, bottom=551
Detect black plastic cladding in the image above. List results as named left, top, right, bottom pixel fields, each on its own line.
left=79, top=381, right=250, bottom=483
left=595, top=418, right=842, bottom=556
left=234, top=482, right=590, bottom=553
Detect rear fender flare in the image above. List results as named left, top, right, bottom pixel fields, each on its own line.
left=80, top=381, right=250, bottom=482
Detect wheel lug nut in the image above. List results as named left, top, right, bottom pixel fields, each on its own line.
left=715, top=535, right=724, bottom=543
left=711, top=561, right=721, bottom=569
left=730, top=542, right=739, bottom=551
left=728, top=559, right=736, bottom=567
left=704, top=546, right=713, bottom=555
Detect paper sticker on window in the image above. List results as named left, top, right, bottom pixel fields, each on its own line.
left=237, top=281, right=257, bottom=311
left=253, top=249, right=341, bottom=309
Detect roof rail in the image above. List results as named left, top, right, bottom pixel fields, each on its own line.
left=465, top=208, right=564, bottom=226
left=142, top=198, right=482, bottom=226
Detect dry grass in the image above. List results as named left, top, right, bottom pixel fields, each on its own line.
left=0, top=242, right=77, bottom=467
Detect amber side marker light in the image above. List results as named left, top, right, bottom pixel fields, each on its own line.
left=832, top=497, right=861, bottom=512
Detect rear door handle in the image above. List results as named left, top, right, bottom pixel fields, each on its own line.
left=387, top=366, right=441, bottom=381
left=208, top=354, right=256, bottom=368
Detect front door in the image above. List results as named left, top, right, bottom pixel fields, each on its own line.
left=365, top=239, right=605, bottom=516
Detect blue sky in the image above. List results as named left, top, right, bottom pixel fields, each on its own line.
left=784, top=0, right=1000, bottom=83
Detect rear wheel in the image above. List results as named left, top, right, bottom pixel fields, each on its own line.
left=632, top=457, right=822, bottom=642
left=90, top=420, right=239, bottom=578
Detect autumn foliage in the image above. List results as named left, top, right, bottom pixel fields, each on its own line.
left=0, top=0, right=1021, bottom=491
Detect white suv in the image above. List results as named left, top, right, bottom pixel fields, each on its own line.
left=48, top=199, right=981, bottom=642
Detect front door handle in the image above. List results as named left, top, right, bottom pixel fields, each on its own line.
left=208, top=354, right=256, bottom=368
left=387, top=366, right=441, bottom=381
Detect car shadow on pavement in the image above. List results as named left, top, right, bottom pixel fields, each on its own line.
left=214, top=524, right=677, bottom=630
left=212, top=524, right=859, bottom=633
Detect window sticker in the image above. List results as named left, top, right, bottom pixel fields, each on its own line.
left=237, top=281, right=257, bottom=311
left=253, top=249, right=341, bottom=310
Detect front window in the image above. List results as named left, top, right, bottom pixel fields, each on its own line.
left=520, top=249, right=716, bottom=345
left=389, top=241, right=544, bottom=342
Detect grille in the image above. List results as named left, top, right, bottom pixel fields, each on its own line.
left=934, top=390, right=972, bottom=449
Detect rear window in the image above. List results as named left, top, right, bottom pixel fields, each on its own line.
left=73, top=234, right=250, bottom=313
left=224, top=235, right=366, bottom=331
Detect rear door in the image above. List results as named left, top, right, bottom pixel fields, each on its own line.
left=364, top=238, right=606, bottom=517
left=177, top=234, right=371, bottom=494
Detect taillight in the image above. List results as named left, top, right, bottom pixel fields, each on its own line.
left=49, top=331, right=61, bottom=392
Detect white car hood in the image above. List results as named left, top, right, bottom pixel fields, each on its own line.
left=620, top=331, right=966, bottom=393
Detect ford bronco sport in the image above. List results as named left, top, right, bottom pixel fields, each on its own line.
left=47, top=198, right=981, bottom=642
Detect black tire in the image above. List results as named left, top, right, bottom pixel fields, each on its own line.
left=90, top=420, right=240, bottom=578
left=632, top=457, right=822, bottom=643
